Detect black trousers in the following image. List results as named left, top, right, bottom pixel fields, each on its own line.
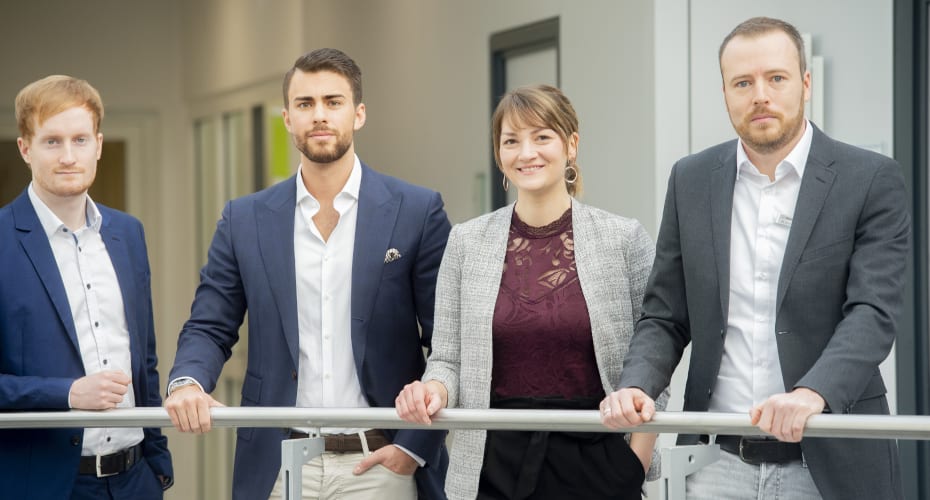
left=477, top=397, right=645, bottom=500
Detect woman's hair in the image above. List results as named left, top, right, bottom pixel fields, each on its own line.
left=491, top=84, right=582, bottom=196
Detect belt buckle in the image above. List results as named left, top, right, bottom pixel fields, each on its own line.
left=737, top=437, right=760, bottom=466
left=95, top=454, right=118, bottom=478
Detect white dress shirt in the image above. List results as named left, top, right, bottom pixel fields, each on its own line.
left=293, top=157, right=369, bottom=433
left=28, top=184, right=143, bottom=456
left=709, top=121, right=814, bottom=413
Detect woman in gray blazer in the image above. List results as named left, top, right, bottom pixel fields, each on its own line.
left=396, top=85, right=666, bottom=499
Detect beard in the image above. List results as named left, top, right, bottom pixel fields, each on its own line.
left=733, top=98, right=806, bottom=155
left=294, top=128, right=353, bottom=164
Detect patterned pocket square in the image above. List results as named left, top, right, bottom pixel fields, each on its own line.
left=384, top=248, right=402, bottom=264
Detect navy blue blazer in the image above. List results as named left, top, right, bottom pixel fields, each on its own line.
left=0, top=190, right=173, bottom=498
left=170, top=163, right=451, bottom=500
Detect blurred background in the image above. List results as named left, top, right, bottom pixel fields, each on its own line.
left=1, top=0, right=926, bottom=498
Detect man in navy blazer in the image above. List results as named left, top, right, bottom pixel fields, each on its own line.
left=0, top=75, right=172, bottom=499
left=602, top=17, right=907, bottom=500
left=166, top=49, right=450, bottom=499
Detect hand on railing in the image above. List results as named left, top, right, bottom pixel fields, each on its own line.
left=165, top=385, right=225, bottom=433
left=600, top=387, right=656, bottom=429
left=395, top=380, right=448, bottom=425
left=750, top=387, right=826, bottom=442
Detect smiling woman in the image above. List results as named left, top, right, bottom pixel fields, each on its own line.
left=396, top=84, right=667, bottom=500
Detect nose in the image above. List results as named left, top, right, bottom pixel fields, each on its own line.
left=59, top=144, right=76, bottom=165
left=517, top=140, right=537, bottom=161
left=752, top=80, right=769, bottom=106
left=312, top=104, right=327, bottom=123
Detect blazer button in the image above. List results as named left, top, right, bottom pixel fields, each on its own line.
left=71, top=435, right=81, bottom=446
left=707, top=389, right=713, bottom=398
left=719, top=329, right=725, bottom=337
left=291, top=370, right=298, bottom=380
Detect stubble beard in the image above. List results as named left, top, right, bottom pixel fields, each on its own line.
left=295, top=132, right=353, bottom=164
left=735, top=97, right=806, bottom=156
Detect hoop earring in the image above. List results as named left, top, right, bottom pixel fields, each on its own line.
left=502, top=176, right=510, bottom=192
left=565, top=163, right=578, bottom=185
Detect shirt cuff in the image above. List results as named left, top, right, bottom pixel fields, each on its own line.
left=393, top=444, right=426, bottom=467
left=167, top=376, right=205, bottom=396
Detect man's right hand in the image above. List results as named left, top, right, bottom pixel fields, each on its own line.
left=600, top=387, right=656, bottom=429
left=69, top=370, right=131, bottom=410
left=164, top=384, right=224, bottom=433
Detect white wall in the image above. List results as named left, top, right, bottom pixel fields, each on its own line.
left=290, top=0, right=657, bottom=229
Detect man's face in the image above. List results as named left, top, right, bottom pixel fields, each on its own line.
left=283, top=70, right=365, bottom=165
left=720, top=31, right=810, bottom=155
left=17, top=106, right=102, bottom=202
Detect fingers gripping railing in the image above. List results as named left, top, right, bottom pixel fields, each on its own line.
left=3, top=409, right=929, bottom=499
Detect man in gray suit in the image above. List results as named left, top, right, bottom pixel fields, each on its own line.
left=601, top=16, right=907, bottom=500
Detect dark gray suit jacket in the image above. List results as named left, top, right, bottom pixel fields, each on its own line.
left=619, top=124, right=908, bottom=500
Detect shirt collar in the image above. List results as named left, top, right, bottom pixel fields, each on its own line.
left=27, top=183, right=102, bottom=238
left=735, top=119, right=813, bottom=181
left=295, top=154, right=363, bottom=210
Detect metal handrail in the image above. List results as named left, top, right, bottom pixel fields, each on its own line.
left=1, top=408, right=929, bottom=440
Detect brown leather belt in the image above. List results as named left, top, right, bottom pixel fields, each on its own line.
left=288, top=429, right=390, bottom=453
left=78, top=443, right=144, bottom=477
left=703, top=435, right=803, bottom=465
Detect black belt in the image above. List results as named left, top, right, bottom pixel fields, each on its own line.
left=288, top=429, right=390, bottom=453
left=78, top=443, right=143, bottom=477
left=702, top=435, right=803, bottom=465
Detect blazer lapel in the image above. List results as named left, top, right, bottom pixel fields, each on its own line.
left=99, top=217, right=142, bottom=377
left=776, top=129, right=836, bottom=313
left=12, top=194, right=82, bottom=355
left=710, top=148, right=738, bottom=321
left=350, top=165, right=400, bottom=371
left=256, top=180, right=300, bottom=369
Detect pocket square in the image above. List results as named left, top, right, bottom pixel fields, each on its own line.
left=384, top=248, right=402, bottom=264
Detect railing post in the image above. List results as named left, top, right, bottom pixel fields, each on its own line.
left=660, top=444, right=720, bottom=500
left=281, top=430, right=325, bottom=500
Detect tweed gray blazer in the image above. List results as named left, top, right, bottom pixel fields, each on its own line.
left=423, top=199, right=668, bottom=499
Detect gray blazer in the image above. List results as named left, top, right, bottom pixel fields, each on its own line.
left=424, top=200, right=666, bottom=499
left=619, top=124, right=908, bottom=500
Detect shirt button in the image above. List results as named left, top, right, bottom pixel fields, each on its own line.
left=106, top=436, right=111, bottom=442
left=94, top=321, right=99, bottom=327
left=103, top=359, right=108, bottom=365
left=324, top=373, right=331, bottom=379
left=86, top=283, right=91, bottom=289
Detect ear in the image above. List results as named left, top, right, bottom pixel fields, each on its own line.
left=567, top=132, right=579, bottom=161
left=16, top=137, right=31, bottom=165
left=96, top=133, right=104, bottom=160
left=354, top=103, right=366, bottom=131
left=282, top=107, right=292, bottom=132
left=802, top=70, right=812, bottom=103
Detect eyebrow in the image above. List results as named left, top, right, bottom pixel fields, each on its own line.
left=502, top=127, right=551, bottom=136
left=293, top=93, right=346, bottom=101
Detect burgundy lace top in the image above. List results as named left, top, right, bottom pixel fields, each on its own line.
left=490, top=208, right=603, bottom=400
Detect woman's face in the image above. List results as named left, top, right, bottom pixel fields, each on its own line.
left=499, top=118, right=576, bottom=199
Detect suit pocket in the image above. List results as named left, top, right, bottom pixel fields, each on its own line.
left=241, top=372, right=262, bottom=405
left=798, top=237, right=852, bottom=263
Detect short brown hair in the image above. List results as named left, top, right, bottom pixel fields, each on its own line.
left=719, top=17, right=806, bottom=74
left=15, top=75, right=104, bottom=141
left=491, top=84, right=583, bottom=197
left=282, top=48, right=363, bottom=108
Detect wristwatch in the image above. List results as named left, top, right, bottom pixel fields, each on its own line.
left=166, top=377, right=200, bottom=396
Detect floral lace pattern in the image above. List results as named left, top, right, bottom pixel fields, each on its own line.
left=491, top=208, right=603, bottom=400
